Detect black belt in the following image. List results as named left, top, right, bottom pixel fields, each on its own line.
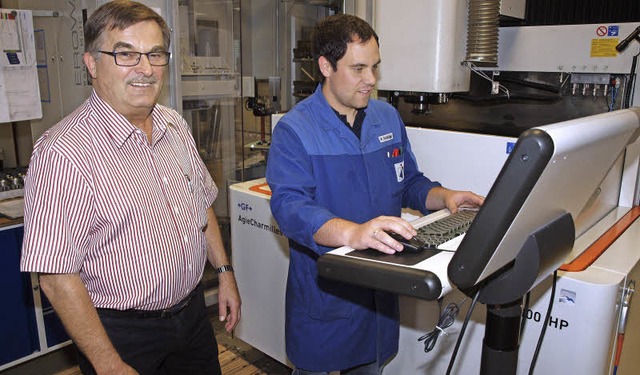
left=97, top=284, right=200, bottom=319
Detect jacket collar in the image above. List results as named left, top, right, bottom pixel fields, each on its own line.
left=310, top=84, right=383, bottom=133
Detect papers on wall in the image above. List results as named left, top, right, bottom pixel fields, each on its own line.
left=0, top=9, right=42, bottom=123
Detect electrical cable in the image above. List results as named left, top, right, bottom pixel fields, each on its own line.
left=609, top=77, right=619, bottom=112
left=527, top=270, right=559, bottom=375
left=445, top=289, right=481, bottom=375
left=623, top=52, right=639, bottom=109
left=495, top=76, right=562, bottom=94
left=418, top=298, right=465, bottom=352
left=520, top=291, right=531, bottom=342
left=464, top=61, right=510, bottom=98
left=559, top=72, right=572, bottom=90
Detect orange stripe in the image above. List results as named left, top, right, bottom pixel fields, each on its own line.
left=560, top=206, right=640, bottom=272
left=248, top=182, right=272, bottom=196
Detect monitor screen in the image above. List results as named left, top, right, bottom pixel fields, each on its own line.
left=448, top=108, right=640, bottom=290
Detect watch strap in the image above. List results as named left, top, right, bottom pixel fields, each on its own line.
left=215, top=265, right=234, bottom=274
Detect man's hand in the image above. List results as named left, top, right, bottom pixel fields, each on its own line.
left=204, top=207, right=242, bottom=333
left=97, top=360, right=139, bottom=375
left=314, top=187, right=484, bottom=255
left=217, top=272, right=241, bottom=333
left=426, top=186, right=485, bottom=213
left=315, top=216, right=417, bottom=255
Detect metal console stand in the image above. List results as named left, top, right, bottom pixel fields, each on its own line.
left=481, top=299, right=523, bottom=374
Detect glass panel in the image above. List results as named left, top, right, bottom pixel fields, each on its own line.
left=281, top=0, right=341, bottom=109
left=177, top=0, right=241, bottom=289
left=235, top=0, right=340, bottom=183
left=178, top=0, right=241, bottom=222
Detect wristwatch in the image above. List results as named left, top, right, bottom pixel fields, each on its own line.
left=215, top=265, right=234, bottom=274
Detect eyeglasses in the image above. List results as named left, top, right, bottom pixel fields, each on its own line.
left=98, top=50, right=171, bottom=67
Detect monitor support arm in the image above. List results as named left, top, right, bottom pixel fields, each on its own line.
left=461, top=212, right=575, bottom=375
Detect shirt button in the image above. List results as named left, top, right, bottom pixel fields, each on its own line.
left=163, top=177, right=168, bottom=184
left=183, top=235, right=189, bottom=243
left=175, top=206, right=179, bottom=213
left=188, top=264, right=192, bottom=270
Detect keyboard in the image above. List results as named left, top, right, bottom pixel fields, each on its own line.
left=317, top=209, right=478, bottom=300
left=415, top=209, right=477, bottom=248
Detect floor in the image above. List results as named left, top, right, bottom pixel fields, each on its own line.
left=211, top=306, right=292, bottom=375
left=1, top=304, right=291, bottom=375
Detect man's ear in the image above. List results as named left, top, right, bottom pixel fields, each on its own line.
left=318, top=56, right=333, bottom=79
left=84, top=52, right=98, bottom=79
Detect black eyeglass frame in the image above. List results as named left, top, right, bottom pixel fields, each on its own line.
left=97, top=50, right=171, bottom=67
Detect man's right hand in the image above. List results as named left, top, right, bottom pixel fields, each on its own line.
left=314, top=216, right=417, bottom=254
left=96, top=359, right=139, bottom=375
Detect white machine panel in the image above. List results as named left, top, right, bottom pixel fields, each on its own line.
left=374, top=0, right=470, bottom=93
left=497, top=22, right=640, bottom=73
left=406, top=127, right=514, bottom=196
left=229, top=179, right=291, bottom=367
left=231, top=129, right=640, bottom=374
left=500, top=0, right=526, bottom=19
left=386, top=207, right=640, bottom=374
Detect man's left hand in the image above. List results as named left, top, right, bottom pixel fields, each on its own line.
left=426, top=186, right=485, bottom=213
left=217, top=272, right=241, bottom=333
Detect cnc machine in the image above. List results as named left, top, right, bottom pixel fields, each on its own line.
left=231, top=1, right=640, bottom=374
left=371, top=1, right=640, bottom=374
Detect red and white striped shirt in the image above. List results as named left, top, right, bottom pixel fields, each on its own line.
left=20, top=90, right=218, bottom=310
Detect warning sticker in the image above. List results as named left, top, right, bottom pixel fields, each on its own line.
left=590, top=38, right=618, bottom=58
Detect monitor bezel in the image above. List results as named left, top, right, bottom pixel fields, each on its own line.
left=448, top=108, right=640, bottom=290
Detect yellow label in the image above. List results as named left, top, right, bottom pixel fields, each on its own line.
left=591, top=38, right=619, bottom=57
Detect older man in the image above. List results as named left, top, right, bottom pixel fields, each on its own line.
left=20, top=1, right=240, bottom=374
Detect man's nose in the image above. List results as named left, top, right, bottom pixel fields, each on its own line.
left=364, top=67, right=377, bottom=85
left=135, top=54, right=154, bottom=75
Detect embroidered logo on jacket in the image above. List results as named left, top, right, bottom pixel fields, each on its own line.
left=395, top=161, right=404, bottom=182
left=379, top=133, right=394, bottom=143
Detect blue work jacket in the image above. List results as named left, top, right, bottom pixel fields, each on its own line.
left=266, top=85, right=440, bottom=371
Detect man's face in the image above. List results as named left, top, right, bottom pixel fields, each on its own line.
left=85, top=20, right=166, bottom=120
left=321, top=37, right=380, bottom=115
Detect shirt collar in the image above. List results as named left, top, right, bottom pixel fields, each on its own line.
left=88, top=90, right=167, bottom=148
left=332, top=108, right=366, bottom=139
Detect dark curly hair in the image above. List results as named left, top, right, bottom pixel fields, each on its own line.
left=312, top=14, right=379, bottom=83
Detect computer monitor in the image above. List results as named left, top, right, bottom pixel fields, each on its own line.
left=448, top=107, right=640, bottom=298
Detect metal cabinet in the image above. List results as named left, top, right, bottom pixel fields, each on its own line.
left=0, top=224, right=70, bottom=371
left=0, top=225, right=38, bottom=368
